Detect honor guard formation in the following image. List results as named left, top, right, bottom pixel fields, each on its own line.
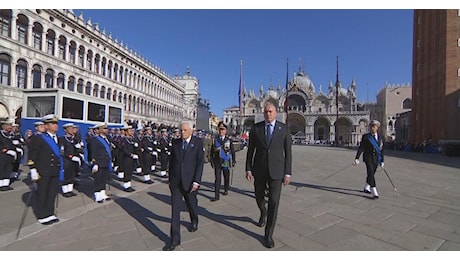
left=1, top=108, right=391, bottom=250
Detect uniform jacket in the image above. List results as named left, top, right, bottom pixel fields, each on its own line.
left=355, top=133, right=384, bottom=165
left=210, top=135, right=236, bottom=166
left=90, top=135, right=112, bottom=168
left=28, top=132, right=62, bottom=177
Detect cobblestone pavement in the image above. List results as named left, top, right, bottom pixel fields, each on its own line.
left=1, top=145, right=460, bottom=251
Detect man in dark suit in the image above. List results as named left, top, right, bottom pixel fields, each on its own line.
left=245, top=102, right=292, bottom=249
left=28, top=114, right=63, bottom=225
left=354, top=120, right=384, bottom=199
left=164, top=121, right=204, bottom=251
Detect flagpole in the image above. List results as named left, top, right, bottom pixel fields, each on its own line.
left=335, top=56, right=340, bottom=147
left=239, top=59, right=243, bottom=134
left=285, top=58, right=289, bottom=124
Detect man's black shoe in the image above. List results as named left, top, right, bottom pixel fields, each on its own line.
left=163, top=242, right=180, bottom=251
left=223, top=191, right=228, bottom=195
left=143, top=180, right=154, bottom=184
left=69, top=191, right=77, bottom=197
left=189, top=223, right=198, bottom=232
left=363, top=189, right=371, bottom=194
left=63, top=192, right=72, bottom=198
left=264, top=237, right=274, bottom=248
left=210, top=198, right=219, bottom=202
left=124, top=187, right=135, bottom=192
left=257, top=214, right=266, bottom=227
left=50, top=218, right=60, bottom=224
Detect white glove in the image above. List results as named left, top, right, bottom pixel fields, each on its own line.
left=20, top=138, right=24, bottom=143
left=147, top=147, right=153, bottom=151
left=74, top=143, right=82, bottom=149
left=16, top=147, right=24, bottom=155
left=30, top=168, right=40, bottom=181
left=153, top=141, right=157, bottom=145
left=134, top=143, right=139, bottom=148
left=6, top=150, right=17, bottom=159
left=132, top=154, right=139, bottom=160
left=80, top=141, right=84, bottom=147
left=156, top=148, right=161, bottom=152
left=12, top=140, right=20, bottom=145
left=380, top=162, right=384, bottom=168
left=71, top=156, right=82, bottom=166
left=92, top=164, right=99, bottom=174
left=353, top=159, right=360, bottom=165
left=152, top=151, right=157, bottom=156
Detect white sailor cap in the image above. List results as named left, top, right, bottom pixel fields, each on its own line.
left=41, top=114, right=58, bottom=123
left=62, top=123, right=76, bottom=129
left=369, top=120, right=381, bottom=127
left=1, top=118, right=15, bottom=125
left=34, top=121, right=44, bottom=126
left=161, top=128, right=168, bottom=133
left=122, top=125, right=133, bottom=130
left=94, top=122, right=108, bottom=129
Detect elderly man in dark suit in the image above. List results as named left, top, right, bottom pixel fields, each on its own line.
left=164, top=121, right=204, bottom=251
left=245, top=102, right=292, bottom=249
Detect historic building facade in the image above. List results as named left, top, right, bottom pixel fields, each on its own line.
left=375, top=83, right=412, bottom=141
left=224, top=67, right=371, bottom=146
left=0, top=9, right=195, bottom=126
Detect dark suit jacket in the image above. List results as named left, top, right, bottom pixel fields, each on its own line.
left=245, top=120, right=292, bottom=180
left=28, top=133, right=62, bottom=177
left=355, top=133, right=384, bottom=165
left=169, top=136, right=204, bottom=192
left=90, top=135, right=112, bottom=168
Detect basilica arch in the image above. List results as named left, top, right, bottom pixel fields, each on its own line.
left=335, top=117, right=353, bottom=145
left=0, top=102, right=9, bottom=120
left=287, top=112, right=306, bottom=134
left=287, top=93, right=307, bottom=112
left=314, top=116, right=331, bottom=141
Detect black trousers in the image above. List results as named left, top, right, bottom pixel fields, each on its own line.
left=169, top=181, right=198, bottom=244
left=94, top=167, right=109, bottom=192
left=122, top=158, right=134, bottom=182
left=0, top=155, right=13, bottom=180
left=213, top=164, right=230, bottom=199
left=36, top=175, right=59, bottom=219
left=62, top=160, right=78, bottom=185
left=364, top=160, right=378, bottom=187
left=160, top=153, right=169, bottom=171
left=142, top=153, right=154, bottom=175
left=254, top=173, right=282, bottom=239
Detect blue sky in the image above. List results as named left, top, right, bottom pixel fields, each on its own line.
left=73, top=9, right=414, bottom=118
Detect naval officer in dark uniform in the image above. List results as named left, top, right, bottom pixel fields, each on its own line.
left=354, top=120, right=385, bottom=199
left=90, top=123, right=113, bottom=203
left=28, top=114, right=63, bottom=225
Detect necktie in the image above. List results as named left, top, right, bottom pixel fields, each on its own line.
left=52, top=135, right=57, bottom=144
left=183, top=140, right=188, bottom=150
left=266, top=124, right=272, bottom=144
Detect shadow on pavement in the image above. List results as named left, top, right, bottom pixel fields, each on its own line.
left=148, top=191, right=265, bottom=248
left=111, top=194, right=170, bottom=245
left=290, top=181, right=371, bottom=199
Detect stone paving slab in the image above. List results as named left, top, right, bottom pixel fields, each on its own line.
left=1, top=145, right=460, bottom=251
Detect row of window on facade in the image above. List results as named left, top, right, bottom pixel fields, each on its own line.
left=0, top=57, right=182, bottom=120
left=0, top=10, right=181, bottom=103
